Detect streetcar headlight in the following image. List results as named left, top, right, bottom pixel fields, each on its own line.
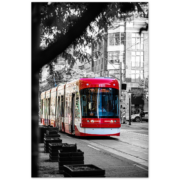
left=87, top=120, right=89, bottom=122
left=114, top=120, right=116, bottom=122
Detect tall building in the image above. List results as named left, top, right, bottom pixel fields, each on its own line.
left=91, top=16, right=149, bottom=118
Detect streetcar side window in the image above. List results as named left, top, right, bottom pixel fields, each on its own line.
left=81, top=95, right=87, bottom=116
left=65, top=97, right=67, bottom=117
left=57, top=96, right=60, bottom=117
left=75, top=93, right=80, bottom=118
left=41, top=100, right=43, bottom=115
left=50, top=96, right=55, bottom=116
left=44, top=99, right=46, bottom=116
left=60, top=95, right=64, bottom=117
left=48, top=98, right=50, bottom=115
left=46, top=99, right=48, bottom=116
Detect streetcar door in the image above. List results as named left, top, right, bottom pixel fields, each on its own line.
left=71, top=93, right=75, bottom=134
left=61, top=95, right=65, bottom=132
left=57, top=96, right=60, bottom=130
left=47, top=98, right=50, bottom=125
left=44, top=99, right=47, bottom=125
left=45, top=99, right=48, bottom=125
left=46, top=98, right=48, bottom=125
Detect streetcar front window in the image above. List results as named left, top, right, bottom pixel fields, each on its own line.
left=80, top=88, right=119, bottom=118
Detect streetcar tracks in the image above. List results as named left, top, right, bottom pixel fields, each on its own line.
left=88, top=142, right=148, bottom=167
left=88, top=145, right=100, bottom=151
left=133, top=164, right=148, bottom=171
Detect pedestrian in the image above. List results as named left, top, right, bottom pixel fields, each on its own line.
left=120, top=106, right=123, bottom=124
left=138, top=108, right=142, bottom=123
left=135, top=108, right=139, bottom=114
left=122, top=107, right=126, bottom=124
left=132, top=107, right=135, bottom=115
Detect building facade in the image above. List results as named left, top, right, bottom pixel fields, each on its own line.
left=91, top=17, right=149, bottom=118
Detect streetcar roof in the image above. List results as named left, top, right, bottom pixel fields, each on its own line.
left=80, top=77, right=117, bottom=80
left=40, top=77, right=119, bottom=95
left=79, top=77, right=119, bottom=90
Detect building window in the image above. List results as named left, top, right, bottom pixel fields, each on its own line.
left=108, top=51, right=125, bottom=64
left=132, top=33, right=143, bottom=50
left=119, top=52, right=125, bottom=63
left=131, top=52, right=144, bottom=68
left=131, top=70, right=143, bottom=82
left=108, top=33, right=125, bottom=46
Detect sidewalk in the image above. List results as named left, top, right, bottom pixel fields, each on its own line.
left=38, top=144, right=64, bottom=177
left=119, top=122, right=149, bottom=149
left=121, top=121, right=148, bottom=129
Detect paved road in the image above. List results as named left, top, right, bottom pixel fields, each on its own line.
left=38, top=122, right=148, bottom=177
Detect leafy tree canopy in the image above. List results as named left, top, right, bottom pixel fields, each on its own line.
left=39, top=2, right=148, bottom=89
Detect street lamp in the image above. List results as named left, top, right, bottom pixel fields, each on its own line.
left=128, top=89, right=131, bottom=125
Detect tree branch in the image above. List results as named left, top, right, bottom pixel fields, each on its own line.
left=135, top=3, right=146, bottom=17
left=32, top=3, right=109, bottom=73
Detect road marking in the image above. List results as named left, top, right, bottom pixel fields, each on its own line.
left=133, top=164, right=148, bottom=171
left=88, top=145, right=100, bottom=151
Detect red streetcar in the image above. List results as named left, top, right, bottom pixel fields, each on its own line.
left=40, top=78, right=121, bottom=136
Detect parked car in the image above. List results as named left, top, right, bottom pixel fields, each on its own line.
left=131, top=113, right=141, bottom=122
left=131, top=111, right=148, bottom=122
left=141, top=111, right=148, bottom=121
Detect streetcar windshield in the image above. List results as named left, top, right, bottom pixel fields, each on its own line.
left=80, top=88, right=119, bottom=118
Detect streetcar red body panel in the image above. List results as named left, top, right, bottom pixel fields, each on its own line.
left=40, top=78, right=121, bottom=136
left=81, top=118, right=120, bottom=128
left=79, top=78, right=119, bottom=90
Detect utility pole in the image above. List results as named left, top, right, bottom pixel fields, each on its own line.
left=102, top=40, right=105, bottom=77
left=129, top=95, right=131, bottom=125
left=103, top=25, right=108, bottom=77
left=119, top=62, right=122, bottom=102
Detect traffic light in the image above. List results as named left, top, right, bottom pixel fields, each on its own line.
left=121, top=83, right=127, bottom=90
